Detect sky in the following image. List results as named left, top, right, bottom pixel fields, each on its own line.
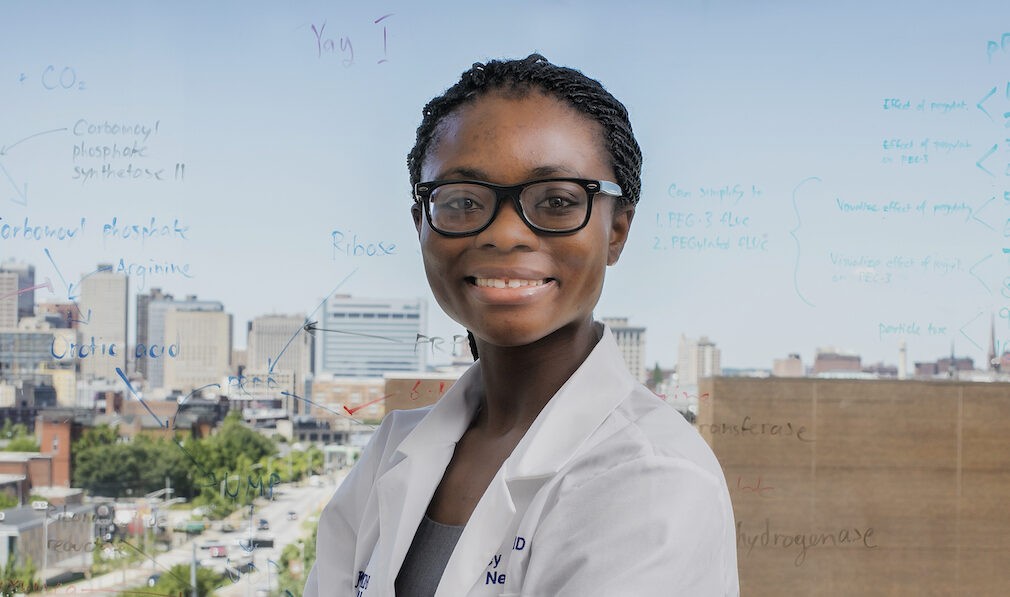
left=2, top=0, right=1010, bottom=371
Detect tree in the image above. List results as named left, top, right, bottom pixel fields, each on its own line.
left=73, top=426, right=196, bottom=498
left=149, top=563, right=222, bottom=597
left=649, top=362, right=664, bottom=389
left=276, top=521, right=318, bottom=597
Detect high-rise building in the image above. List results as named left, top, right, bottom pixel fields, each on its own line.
left=247, top=313, right=311, bottom=376
left=162, top=308, right=232, bottom=393
left=0, top=272, right=18, bottom=330
left=316, top=295, right=427, bottom=377
left=601, top=317, right=647, bottom=383
left=677, top=334, right=721, bottom=387
left=136, top=287, right=171, bottom=377
left=143, top=295, right=225, bottom=390
left=0, top=260, right=35, bottom=321
left=78, top=266, right=128, bottom=380
left=247, top=314, right=311, bottom=409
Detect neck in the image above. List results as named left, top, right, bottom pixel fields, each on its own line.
left=473, top=318, right=600, bottom=436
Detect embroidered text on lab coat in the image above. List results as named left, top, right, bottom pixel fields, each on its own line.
left=485, top=536, right=527, bottom=586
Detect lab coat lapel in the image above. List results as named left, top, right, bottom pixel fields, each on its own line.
left=373, top=445, right=453, bottom=594
left=371, top=365, right=483, bottom=595
left=435, top=470, right=517, bottom=596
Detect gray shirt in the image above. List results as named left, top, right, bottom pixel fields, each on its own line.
left=394, top=514, right=466, bottom=596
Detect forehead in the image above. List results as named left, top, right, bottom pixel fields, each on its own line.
left=422, top=91, right=613, bottom=182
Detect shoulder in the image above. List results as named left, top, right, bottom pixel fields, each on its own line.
left=564, top=384, right=728, bottom=492
left=523, top=388, right=739, bottom=594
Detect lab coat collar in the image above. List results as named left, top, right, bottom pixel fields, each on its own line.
left=390, top=322, right=633, bottom=475
left=503, top=322, right=635, bottom=480
left=372, top=364, right=484, bottom=594
left=392, top=362, right=484, bottom=460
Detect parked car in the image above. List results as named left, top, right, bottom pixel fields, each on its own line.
left=238, top=535, right=274, bottom=550
left=286, top=511, right=297, bottom=520
left=147, top=574, right=161, bottom=587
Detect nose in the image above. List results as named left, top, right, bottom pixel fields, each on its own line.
left=474, top=195, right=539, bottom=250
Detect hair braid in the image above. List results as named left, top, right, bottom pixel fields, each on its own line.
left=407, top=53, right=643, bottom=206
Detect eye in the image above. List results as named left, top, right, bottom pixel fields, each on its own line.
left=533, top=191, right=583, bottom=212
left=543, top=195, right=575, bottom=209
left=431, top=186, right=489, bottom=211
left=446, top=196, right=482, bottom=211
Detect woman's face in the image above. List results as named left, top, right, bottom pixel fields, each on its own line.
left=414, top=91, right=634, bottom=348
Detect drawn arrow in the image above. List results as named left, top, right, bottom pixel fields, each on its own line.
left=301, top=321, right=404, bottom=344
left=959, top=311, right=985, bottom=352
left=968, top=253, right=994, bottom=294
left=344, top=392, right=396, bottom=415
left=267, top=267, right=357, bottom=373
left=970, top=196, right=998, bottom=232
left=976, top=144, right=999, bottom=177
left=281, top=391, right=376, bottom=428
left=977, top=86, right=998, bottom=121
left=116, top=367, right=166, bottom=429
left=0, top=160, right=27, bottom=205
left=0, top=127, right=68, bottom=155
left=171, top=383, right=221, bottom=429
left=0, top=277, right=53, bottom=300
left=67, top=264, right=114, bottom=300
left=42, top=248, right=95, bottom=325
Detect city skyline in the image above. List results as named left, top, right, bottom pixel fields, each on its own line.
left=0, top=256, right=991, bottom=381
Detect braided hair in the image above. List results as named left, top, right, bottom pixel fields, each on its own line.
left=407, top=53, right=643, bottom=206
left=409, top=54, right=644, bottom=361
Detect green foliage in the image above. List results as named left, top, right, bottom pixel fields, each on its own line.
left=3, top=436, right=39, bottom=452
left=0, top=492, right=18, bottom=510
left=650, top=362, right=664, bottom=388
left=90, top=540, right=135, bottom=576
left=274, top=520, right=318, bottom=597
left=73, top=427, right=195, bottom=498
left=0, top=554, right=39, bottom=595
left=147, top=563, right=222, bottom=597
left=188, top=413, right=278, bottom=516
left=0, top=421, right=28, bottom=440
left=1, top=421, right=39, bottom=452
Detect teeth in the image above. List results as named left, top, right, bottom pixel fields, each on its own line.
left=474, top=278, right=546, bottom=288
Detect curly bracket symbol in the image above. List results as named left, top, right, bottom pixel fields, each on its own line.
left=789, top=176, right=822, bottom=307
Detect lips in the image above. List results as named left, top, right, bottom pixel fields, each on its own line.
left=465, top=271, right=556, bottom=305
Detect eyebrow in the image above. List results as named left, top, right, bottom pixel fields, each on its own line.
left=434, top=164, right=585, bottom=181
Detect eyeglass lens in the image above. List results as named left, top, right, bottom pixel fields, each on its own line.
left=428, top=181, right=589, bottom=233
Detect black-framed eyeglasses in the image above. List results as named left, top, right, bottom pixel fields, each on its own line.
left=413, top=178, right=624, bottom=237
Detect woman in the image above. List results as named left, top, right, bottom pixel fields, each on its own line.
left=305, top=54, right=739, bottom=596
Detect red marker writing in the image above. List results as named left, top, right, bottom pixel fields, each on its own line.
left=344, top=393, right=396, bottom=415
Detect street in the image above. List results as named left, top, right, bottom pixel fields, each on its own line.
left=52, top=480, right=338, bottom=596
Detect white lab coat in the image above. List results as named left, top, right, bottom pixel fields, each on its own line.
left=304, top=324, right=739, bottom=596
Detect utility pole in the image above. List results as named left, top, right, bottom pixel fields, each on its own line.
left=191, top=542, right=198, bottom=597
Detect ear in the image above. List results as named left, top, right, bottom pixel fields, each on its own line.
left=411, top=203, right=423, bottom=236
left=607, top=202, right=635, bottom=266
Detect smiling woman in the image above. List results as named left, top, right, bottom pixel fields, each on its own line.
left=304, top=54, right=740, bottom=597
